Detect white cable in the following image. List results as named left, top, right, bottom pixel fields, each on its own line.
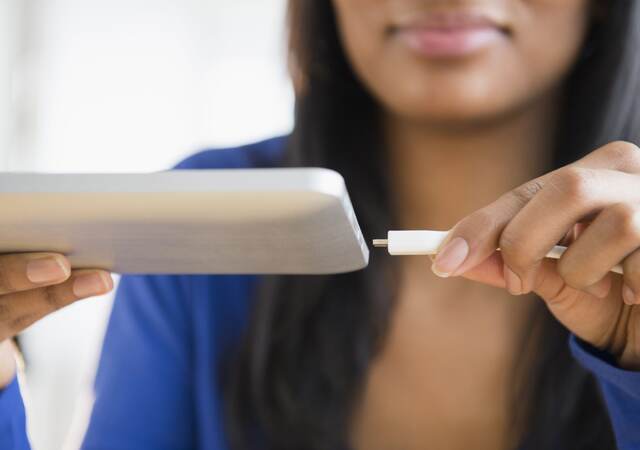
left=376, top=230, right=624, bottom=275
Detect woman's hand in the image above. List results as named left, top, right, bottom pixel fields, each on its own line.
left=431, top=141, right=640, bottom=370
left=0, top=253, right=113, bottom=387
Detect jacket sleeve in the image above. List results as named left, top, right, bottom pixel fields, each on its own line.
left=570, top=334, right=640, bottom=449
left=0, top=376, right=30, bottom=449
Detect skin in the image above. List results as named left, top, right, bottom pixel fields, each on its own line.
left=0, top=255, right=113, bottom=387
left=0, top=1, right=634, bottom=449
left=332, top=0, right=590, bottom=126
left=330, top=0, right=640, bottom=449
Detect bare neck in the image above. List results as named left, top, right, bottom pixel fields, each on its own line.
left=385, top=99, right=559, bottom=231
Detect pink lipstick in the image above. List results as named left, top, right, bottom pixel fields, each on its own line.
left=394, top=11, right=508, bottom=58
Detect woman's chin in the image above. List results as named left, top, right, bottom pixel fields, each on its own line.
left=369, top=73, right=529, bottom=129
left=384, top=99, right=521, bottom=130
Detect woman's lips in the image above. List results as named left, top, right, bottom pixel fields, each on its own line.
left=393, top=12, right=507, bottom=58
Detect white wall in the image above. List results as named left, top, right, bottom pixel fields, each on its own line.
left=0, top=0, right=21, bottom=170
left=8, top=1, right=293, bottom=449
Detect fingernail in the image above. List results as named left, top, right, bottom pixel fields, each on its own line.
left=622, top=284, right=636, bottom=306
left=73, top=273, right=112, bottom=298
left=26, top=257, right=69, bottom=283
left=504, top=265, right=522, bottom=295
left=432, top=237, right=469, bottom=277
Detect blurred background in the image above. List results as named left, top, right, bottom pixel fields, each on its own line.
left=0, top=0, right=293, bottom=448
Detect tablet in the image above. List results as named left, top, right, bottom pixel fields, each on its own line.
left=0, top=168, right=369, bottom=274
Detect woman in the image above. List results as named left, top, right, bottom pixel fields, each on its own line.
left=1, top=0, right=640, bottom=449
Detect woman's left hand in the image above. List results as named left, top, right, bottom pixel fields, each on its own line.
left=431, top=140, right=640, bottom=370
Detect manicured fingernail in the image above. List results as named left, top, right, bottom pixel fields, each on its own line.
left=504, top=265, right=522, bottom=295
left=622, top=284, right=637, bottom=306
left=73, top=273, right=112, bottom=298
left=26, top=257, right=69, bottom=283
left=432, top=237, right=469, bottom=278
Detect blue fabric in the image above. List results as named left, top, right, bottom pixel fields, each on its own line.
left=2, top=135, right=640, bottom=449
left=570, top=335, right=640, bottom=450
left=0, top=376, right=29, bottom=449
left=83, top=136, right=285, bottom=450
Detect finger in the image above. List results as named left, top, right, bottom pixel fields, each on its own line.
left=0, top=269, right=113, bottom=341
left=498, top=169, right=640, bottom=294
left=573, top=141, right=640, bottom=173
left=622, top=248, right=640, bottom=305
left=431, top=175, right=547, bottom=277
left=556, top=202, right=640, bottom=294
left=0, top=253, right=71, bottom=295
left=532, top=258, right=625, bottom=350
left=557, top=226, right=577, bottom=247
left=432, top=142, right=640, bottom=281
left=582, top=273, right=614, bottom=300
left=558, top=222, right=591, bottom=247
left=458, top=247, right=614, bottom=299
left=458, top=249, right=624, bottom=349
left=458, top=251, right=506, bottom=288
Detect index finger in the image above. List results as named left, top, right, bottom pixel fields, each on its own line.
left=498, top=169, right=640, bottom=294
left=431, top=174, right=548, bottom=278
left=0, top=253, right=71, bottom=295
left=431, top=142, right=640, bottom=279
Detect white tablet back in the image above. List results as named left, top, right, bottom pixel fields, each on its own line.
left=0, top=168, right=369, bottom=274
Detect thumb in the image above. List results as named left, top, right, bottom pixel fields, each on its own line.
left=456, top=250, right=507, bottom=288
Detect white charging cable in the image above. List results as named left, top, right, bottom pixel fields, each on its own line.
left=373, top=230, right=623, bottom=275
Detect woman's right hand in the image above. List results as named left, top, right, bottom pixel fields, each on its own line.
left=0, top=253, right=113, bottom=387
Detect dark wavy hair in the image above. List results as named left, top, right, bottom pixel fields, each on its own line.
left=226, top=1, right=640, bottom=449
